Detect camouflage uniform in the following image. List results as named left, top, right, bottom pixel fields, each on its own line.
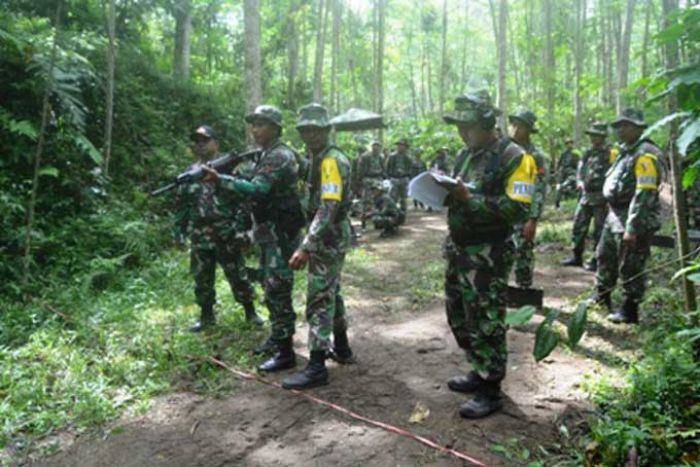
left=356, top=148, right=386, bottom=221
left=219, top=139, right=302, bottom=342
left=386, top=140, right=413, bottom=215
left=570, top=127, right=618, bottom=261
left=175, top=158, right=255, bottom=312
left=555, top=145, right=580, bottom=206
left=430, top=150, right=450, bottom=174
left=596, top=109, right=663, bottom=321
left=443, top=95, right=535, bottom=387
left=371, top=183, right=402, bottom=236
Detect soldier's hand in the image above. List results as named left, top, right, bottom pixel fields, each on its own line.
left=523, top=219, right=538, bottom=242
left=201, top=165, right=220, bottom=183
left=450, top=177, right=471, bottom=203
left=623, top=231, right=637, bottom=249
left=289, top=249, right=310, bottom=270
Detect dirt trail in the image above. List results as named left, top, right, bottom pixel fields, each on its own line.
left=39, top=210, right=617, bottom=467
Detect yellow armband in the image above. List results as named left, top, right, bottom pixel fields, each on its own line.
left=321, top=157, right=343, bottom=201
left=506, top=153, right=537, bottom=203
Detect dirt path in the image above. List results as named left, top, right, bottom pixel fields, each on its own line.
left=39, top=209, right=619, bottom=467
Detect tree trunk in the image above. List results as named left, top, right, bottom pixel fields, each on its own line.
left=439, top=0, right=448, bottom=115
left=286, top=0, right=300, bottom=109
left=461, top=0, right=469, bottom=90
left=489, top=0, right=508, bottom=128
left=376, top=0, right=385, bottom=140
left=662, top=0, right=697, bottom=319
left=23, top=1, right=62, bottom=291
left=573, top=0, right=587, bottom=144
left=330, top=0, right=341, bottom=112
left=506, top=4, right=520, bottom=103
left=616, top=0, right=636, bottom=113
left=243, top=0, right=262, bottom=142
left=544, top=0, right=556, bottom=168
left=103, top=0, right=116, bottom=176
left=173, top=0, right=191, bottom=81
left=639, top=0, right=652, bottom=97
left=313, top=0, right=330, bottom=103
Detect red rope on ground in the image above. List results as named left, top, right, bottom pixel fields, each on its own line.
left=208, top=357, right=488, bottom=467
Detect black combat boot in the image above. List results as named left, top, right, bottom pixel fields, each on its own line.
left=282, top=351, right=329, bottom=390
left=560, top=251, right=583, bottom=267
left=329, top=328, right=355, bottom=364
left=257, top=337, right=296, bottom=372
left=607, top=298, right=639, bottom=324
left=253, top=335, right=276, bottom=355
left=189, top=304, right=215, bottom=332
left=586, top=290, right=612, bottom=312
left=243, top=302, right=264, bottom=327
left=459, top=381, right=503, bottom=419
left=584, top=257, right=597, bottom=272
left=447, top=371, right=485, bottom=394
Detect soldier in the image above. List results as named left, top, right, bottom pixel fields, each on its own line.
left=370, top=179, right=402, bottom=238
left=284, top=103, right=354, bottom=390
left=411, top=148, right=427, bottom=209
left=202, top=105, right=304, bottom=371
left=357, top=140, right=386, bottom=228
left=440, top=92, right=536, bottom=418
left=174, top=125, right=262, bottom=332
left=508, top=108, right=547, bottom=289
left=561, top=122, right=618, bottom=270
left=385, top=138, right=414, bottom=219
left=554, top=138, right=580, bottom=208
left=592, top=108, right=663, bottom=324
left=430, top=147, right=451, bottom=174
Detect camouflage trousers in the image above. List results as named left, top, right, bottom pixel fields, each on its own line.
left=571, top=202, right=607, bottom=256
left=306, top=221, right=350, bottom=352
left=595, top=217, right=651, bottom=305
left=511, top=225, right=535, bottom=288
left=444, top=238, right=514, bottom=382
left=390, top=177, right=409, bottom=215
left=255, top=223, right=300, bottom=341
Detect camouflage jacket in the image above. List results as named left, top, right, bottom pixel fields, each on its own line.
left=602, top=138, right=663, bottom=236
left=174, top=156, right=251, bottom=248
left=386, top=152, right=413, bottom=178
left=301, top=144, right=352, bottom=252
left=357, top=152, right=386, bottom=179
left=373, top=192, right=401, bottom=220
left=556, top=149, right=580, bottom=184
left=517, top=141, right=547, bottom=220
left=430, top=156, right=450, bottom=174
left=448, top=137, right=536, bottom=245
left=411, top=156, right=426, bottom=178
left=577, top=144, right=618, bottom=206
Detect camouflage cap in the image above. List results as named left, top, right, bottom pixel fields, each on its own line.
left=245, top=105, right=283, bottom=127
left=371, top=139, right=382, bottom=147
left=611, top=108, right=647, bottom=128
left=395, top=137, right=410, bottom=146
left=508, top=108, right=539, bottom=133
left=443, top=90, right=500, bottom=125
left=296, top=103, right=332, bottom=129
left=585, top=122, right=608, bottom=136
left=190, top=125, right=218, bottom=141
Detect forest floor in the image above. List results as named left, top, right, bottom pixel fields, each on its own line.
left=34, top=205, right=639, bottom=467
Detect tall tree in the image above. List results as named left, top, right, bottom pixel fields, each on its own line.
left=172, top=0, right=191, bottom=81
left=103, top=0, right=116, bottom=176
left=375, top=0, right=385, bottom=139
left=489, top=0, right=508, bottom=128
left=243, top=0, right=262, bottom=138
left=286, top=0, right=300, bottom=108
left=330, top=0, right=341, bottom=112
left=573, top=0, right=587, bottom=143
left=616, top=0, right=636, bottom=112
left=313, top=0, right=330, bottom=103
left=439, top=0, right=448, bottom=115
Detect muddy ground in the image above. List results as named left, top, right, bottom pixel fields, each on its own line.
left=35, top=208, right=632, bottom=467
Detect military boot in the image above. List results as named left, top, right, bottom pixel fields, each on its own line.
left=253, top=335, right=276, bottom=355
left=282, top=351, right=329, bottom=390
left=585, top=290, right=612, bottom=312
left=459, top=381, right=503, bottom=419
left=329, top=328, right=355, bottom=364
left=257, top=337, right=296, bottom=372
left=447, top=371, right=485, bottom=394
left=560, top=251, right=583, bottom=267
left=584, top=257, right=597, bottom=272
left=243, top=302, right=264, bottom=327
left=607, top=298, right=639, bottom=324
left=189, top=304, right=215, bottom=332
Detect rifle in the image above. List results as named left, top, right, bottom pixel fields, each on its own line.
left=151, top=149, right=260, bottom=196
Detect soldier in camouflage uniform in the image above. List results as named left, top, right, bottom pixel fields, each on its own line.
left=440, top=92, right=536, bottom=418
left=386, top=138, right=414, bottom=219
left=554, top=138, right=580, bottom=208
left=284, top=103, right=354, bottom=390
left=371, top=179, right=402, bottom=238
left=202, top=106, right=305, bottom=371
left=430, top=147, right=451, bottom=174
left=561, top=122, right=618, bottom=271
left=357, top=141, right=386, bottom=228
left=591, top=108, right=663, bottom=324
left=508, top=108, right=547, bottom=289
left=174, top=125, right=262, bottom=332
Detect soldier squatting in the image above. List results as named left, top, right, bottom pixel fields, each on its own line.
left=173, top=94, right=664, bottom=418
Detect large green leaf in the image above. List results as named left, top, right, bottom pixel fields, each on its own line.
left=39, top=166, right=59, bottom=178
left=567, top=302, right=588, bottom=348
left=73, top=134, right=103, bottom=165
left=678, top=118, right=700, bottom=155
left=505, top=305, right=537, bottom=326
left=534, top=320, right=559, bottom=362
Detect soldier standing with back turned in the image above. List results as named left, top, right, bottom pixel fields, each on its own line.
left=386, top=138, right=414, bottom=220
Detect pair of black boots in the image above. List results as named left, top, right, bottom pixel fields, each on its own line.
left=189, top=302, right=264, bottom=332
left=588, top=292, right=639, bottom=324
left=447, top=371, right=503, bottom=419
left=561, top=252, right=597, bottom=272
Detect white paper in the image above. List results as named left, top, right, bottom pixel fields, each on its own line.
left=408, top=171, right=451, bottom=209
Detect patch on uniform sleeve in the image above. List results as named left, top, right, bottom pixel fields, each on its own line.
left=506, top=153, right=537, bottom=203
left=609, top=147, right=619, bottom=165
left=321, top=157, right=343, bottom=201
left=635, top=154, right=658, bottom=190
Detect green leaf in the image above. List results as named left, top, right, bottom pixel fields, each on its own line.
left=534, top=319, right=559, bottom=362
left=672, top=263, right=700, bottom=282
left=505, top=305, right=537, bottom=326
left=655, top=22, right=685, bottom=44
left=38, top=166, right=59, bottom=177
left=678, top=118, right=700, bottom=155
left=687, top=272, right=700, bottom=284
left=567, top=302, right=588, bottom=348
left=73, top=134, right=103, bottom=165
left=642, top=111, right=690, bottom=140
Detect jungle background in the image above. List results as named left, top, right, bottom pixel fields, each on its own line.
left=1, top=0, right=699, bottom=465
